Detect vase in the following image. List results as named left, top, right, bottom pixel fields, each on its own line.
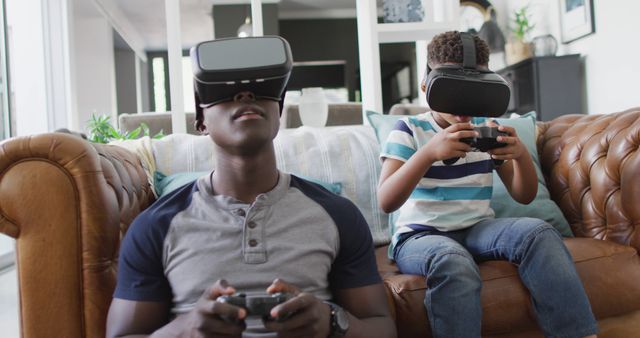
left=298, top=87, right=328, bottom=127
left=532, top=34, right=558, bottom=57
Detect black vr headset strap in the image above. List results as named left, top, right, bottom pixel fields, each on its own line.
left=460, top=32, right=477, bottom=70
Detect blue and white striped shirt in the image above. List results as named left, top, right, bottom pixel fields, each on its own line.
left=380, top=112, right=496, bottom=255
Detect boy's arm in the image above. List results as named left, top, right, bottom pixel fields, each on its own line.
left=377, top=122, right=476, bottom=213
left=490, top=125, right=538, bottom=204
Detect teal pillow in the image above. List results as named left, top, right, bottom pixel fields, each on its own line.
left=490, top=112, right=573, bottom=237
left=366, top=110, right=404, bottom=145
left=154, top=171, right=342, bottom=197
left=366, top=110, right=573, bottom=237
left=154, top=171, right=204, bottom=197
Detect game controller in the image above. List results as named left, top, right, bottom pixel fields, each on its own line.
left=443, top=126, right=508, bottom=165
left=217, top=293, right=292, bottom=317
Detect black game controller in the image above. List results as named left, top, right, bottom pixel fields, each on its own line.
left=217, top=293, right=292, bottom=318
left=443, top=126, right=508, bottom=165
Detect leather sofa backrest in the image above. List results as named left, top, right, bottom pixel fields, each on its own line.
left=536, top=108, right=640, bottom=250
left=0, top=133, right=155, bottom=337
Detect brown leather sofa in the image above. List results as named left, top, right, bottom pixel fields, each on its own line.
left=1, top=108, right=640, bottom=337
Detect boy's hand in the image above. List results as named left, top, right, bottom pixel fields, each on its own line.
left=425, top=122, right=478, bottom=162
left=486, top=123, right=527, bottom=162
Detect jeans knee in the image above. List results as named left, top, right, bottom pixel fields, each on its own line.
left=429, top=250, right=482, bottom=287
left=516, top=219, right=564, bottom=258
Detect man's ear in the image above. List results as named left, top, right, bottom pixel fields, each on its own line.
left=420, top=80, right=426, bottom=93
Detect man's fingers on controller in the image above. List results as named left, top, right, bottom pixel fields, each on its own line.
left=266, top=278, right=300, bottom=295
left=270, top=293, right=313, bottom=319
left=203, top=299, right=247, bottom=320
left=207, top=279, right=236, bottom=299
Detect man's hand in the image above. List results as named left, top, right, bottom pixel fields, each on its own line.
left=486, top=124, right=527, bottom=162
left=424, top=122, right=477, bottom=162
left=180, top=279, right=246, bottom=338
left=263, top=279, right=331, bottom=338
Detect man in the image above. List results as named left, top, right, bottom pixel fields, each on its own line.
left=377, top=31, right=597, bottom=338
left=106, top=36, right=396, bottom=338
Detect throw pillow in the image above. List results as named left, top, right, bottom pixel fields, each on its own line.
left=154, top=171, right=343, bottom=197
left=366, top=110, right=403, bottom=145
left=489, top=112, right=573, bottom=237
left=365, top=110, right=573, bottom=237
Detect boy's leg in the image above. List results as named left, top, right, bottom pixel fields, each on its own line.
left=394, top=233, right=482, bottom=338
left=465, top=218, right=598, bottom=338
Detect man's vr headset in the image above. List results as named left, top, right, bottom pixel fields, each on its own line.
left=190, top=36, right=293, bottom=119
left=424, top=32, right=510, bottom=117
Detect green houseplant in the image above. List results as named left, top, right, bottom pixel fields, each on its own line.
left=87, top=114, right=164, bottom=144
left=505, top=5, right=535, bottom=64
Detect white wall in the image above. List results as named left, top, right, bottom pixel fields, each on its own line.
left=73, top=16, right=117, bottom=132
left=6, top=0, right=49, bottom=136
left=495, top=0, right=640, bottom=115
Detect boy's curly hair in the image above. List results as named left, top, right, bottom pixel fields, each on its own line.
left=427, top=31, right=490, bottom=67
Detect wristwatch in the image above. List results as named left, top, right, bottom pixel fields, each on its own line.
left=324, top=301, right=349, bottom=338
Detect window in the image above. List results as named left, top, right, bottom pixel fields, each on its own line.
left=148, top=52, right=196, bottom=113
left=0, top=0, right=11, bottom=140
left=0, top=0, right=15, bottom=272
left=152, top=56, right=167, bottom=112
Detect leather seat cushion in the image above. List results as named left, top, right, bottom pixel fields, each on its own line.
left=376, top=237, right=640, bottom=337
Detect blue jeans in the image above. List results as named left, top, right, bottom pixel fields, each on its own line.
left=394, top=218, right=598, bottom=338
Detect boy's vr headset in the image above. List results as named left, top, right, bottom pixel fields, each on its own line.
left=190, top=36, right=292, bottom=118
left=424, top=32, right=510, bottom=117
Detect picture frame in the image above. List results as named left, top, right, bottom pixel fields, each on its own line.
left=560, top=0, right=595, bottom=43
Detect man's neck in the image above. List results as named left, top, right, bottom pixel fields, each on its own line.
left=211, top=145, right=279, bottom=204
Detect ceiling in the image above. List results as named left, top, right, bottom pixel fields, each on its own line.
left=107, top=0, right=364, bottom=51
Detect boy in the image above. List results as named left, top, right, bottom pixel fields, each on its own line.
left=377, top=31, right=597, bottom=338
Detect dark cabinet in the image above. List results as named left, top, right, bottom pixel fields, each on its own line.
left=497, top=55, right=584, bottom=121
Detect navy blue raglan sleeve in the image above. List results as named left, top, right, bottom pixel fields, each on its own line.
left=328, top=201, right=382, bottom=289
left=113, top=182, right=197, bottom=302
left=289, top=176, right=382, bottom=290
left=114, top=211, right=172, bottom=302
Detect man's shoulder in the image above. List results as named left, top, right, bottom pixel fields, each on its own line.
left=288, top=175, right=368, bottom=234
left=128, top=181, right=199, bottom=239
left=288, top=175, right=357, bottom=211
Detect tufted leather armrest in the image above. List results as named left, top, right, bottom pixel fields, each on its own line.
left=536, top=108, right=640, bottom=251
left=0, top=133, right=154, bottom=338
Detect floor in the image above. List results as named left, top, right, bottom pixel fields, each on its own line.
left=0, top=266, right=20, bottom=337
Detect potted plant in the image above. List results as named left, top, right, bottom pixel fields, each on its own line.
left=87, top=114, right=164, bottom=144
left=505, top=5, right=535, bottom=65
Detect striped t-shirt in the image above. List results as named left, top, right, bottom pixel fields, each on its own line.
left=380, top=112, right=496, bottom=256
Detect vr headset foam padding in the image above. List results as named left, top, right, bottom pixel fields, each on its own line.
left=190, top=36, right=292, bottom=117
left=424, top=32, right=511, bottom=117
